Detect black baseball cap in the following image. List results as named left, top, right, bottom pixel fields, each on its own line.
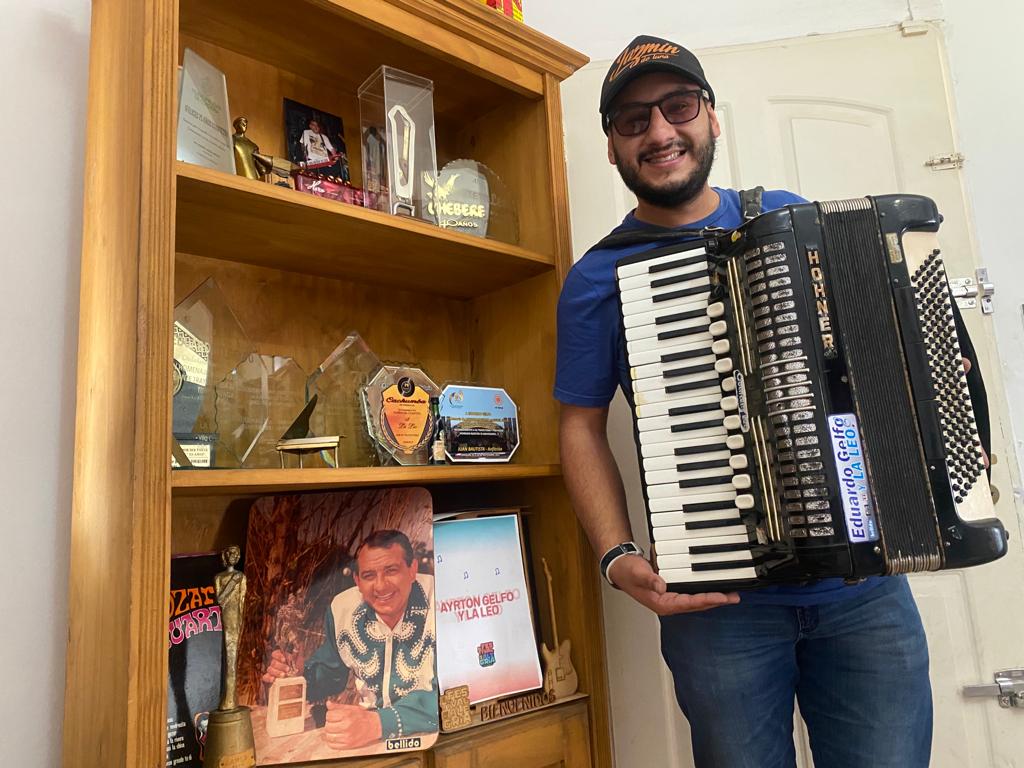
left=600, top=35, right=715, bottom=133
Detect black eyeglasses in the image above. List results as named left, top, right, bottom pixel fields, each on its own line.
left=607, top=89, right=709, bottom=137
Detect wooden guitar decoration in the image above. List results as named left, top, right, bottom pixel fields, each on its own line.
left=540, top=557, right=579, bottom=699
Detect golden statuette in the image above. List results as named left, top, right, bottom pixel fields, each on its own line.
left=204, top=545, right=257, bottom=768
left=231, top=117, right=265, bottom=181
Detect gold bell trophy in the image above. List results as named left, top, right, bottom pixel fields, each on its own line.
left=204, top=545, right=257, bottom=768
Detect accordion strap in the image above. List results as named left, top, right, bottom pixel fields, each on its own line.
left=739, top=186, right=764, bottom=221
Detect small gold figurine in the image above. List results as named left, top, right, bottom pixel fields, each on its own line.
left=232, top=117, right=266, bottom=181
left=204, top=545, right=257, bottom=767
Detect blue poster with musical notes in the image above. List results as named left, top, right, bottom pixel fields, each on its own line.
left=434, top=515, right=542, bottom=704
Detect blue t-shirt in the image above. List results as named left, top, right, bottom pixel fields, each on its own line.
left=555, top=187, right=883, bottom=606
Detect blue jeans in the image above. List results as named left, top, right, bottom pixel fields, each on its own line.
left=659, top=576, right=932, bottom=768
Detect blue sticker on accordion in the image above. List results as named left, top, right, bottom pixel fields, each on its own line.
left=827, top=414, right=879, bottom=543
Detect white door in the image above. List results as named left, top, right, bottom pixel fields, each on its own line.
left=561, top=25, right=1024, bottom=768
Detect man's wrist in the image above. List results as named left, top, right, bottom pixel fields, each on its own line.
left=599, top=541, right=644, bottom=588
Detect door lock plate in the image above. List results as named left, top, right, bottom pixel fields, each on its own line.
left=962, top=668, right=1024, bottom=708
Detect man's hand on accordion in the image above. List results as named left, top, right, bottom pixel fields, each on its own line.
left=608, top=554, right=741, bottom=615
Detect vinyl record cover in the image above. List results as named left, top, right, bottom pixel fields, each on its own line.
left=434, top=514, right=543, bottom=704
left=166, top=552, right=224, bottom=767
left=238, top=488, right=438, bottom=764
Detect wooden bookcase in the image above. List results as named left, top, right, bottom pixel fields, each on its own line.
left=65, top=1, right=610, bottom=767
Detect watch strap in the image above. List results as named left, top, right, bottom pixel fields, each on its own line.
left=599, top=542, right=644, bottom=588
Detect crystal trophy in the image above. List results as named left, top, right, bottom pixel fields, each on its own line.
left=358, top=66, right=437, bottom=222
left=426, top=159, right=519, bottom=244
left=248, top=355, right=309, bottom=468
left=307, top=332, right=386, bottom=468
left=364, top=366, right=441, bottom=466
left=172, top=278, right=266, bottom=468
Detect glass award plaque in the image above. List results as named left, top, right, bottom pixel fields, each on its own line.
left=426, top=159, right=518, bottom=244
left=172, top=278, right=263, bottom=468
left=177, top=48, right=235, bottom=175
left=307, top=332, right=385, bottom=468
left=439, top=386, right=520, bottom=463
left=245, top=355, right=308, bottom=468
left=364, top=366, right=441, bottom=466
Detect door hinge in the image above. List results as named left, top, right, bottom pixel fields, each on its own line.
left=949, top=268, right=995, bottom=314
left=925, top=152, right=965, bottom=170
left=962, top=668, right=1024, bottom=708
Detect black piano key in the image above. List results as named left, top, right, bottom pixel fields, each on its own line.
left=678, top=475, right=733, bottom=488
left=674, top=442, right=724, bottom=457
left=660, top=347, right=708, bottom=365
left=648, top=252, right=708, bottom=274
left=683, top=518, right=745, bottom=530
left=688, top=542, right=753, bottom=555
left=658, top=322, right=711, bottom=342
left=652, top=283, right=711, bottom=304
left=655, top=306, right=708, bottom=326
left=676, top=459, right=731, bottom=472
left=682, top=500, right=737, bottom=513
left=691, top=560, right=758, bottom=573
left=665, top=377, right=719, bottom=394
left=671, top=419, right=722, bottom=432
left=651, top=272, right=704, bottom=290
left=668, top=401, right=720, bottom=417
left=663, top=362, right=716, bottom=379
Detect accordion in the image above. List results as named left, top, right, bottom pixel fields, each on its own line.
left=615, top=194, right=1008, bottom=593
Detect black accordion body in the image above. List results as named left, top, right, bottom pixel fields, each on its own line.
left=615, top=194, right=1008, bottom=593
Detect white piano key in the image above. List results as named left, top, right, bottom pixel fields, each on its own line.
left=640, top=433, right=730, bottom=458
left=627, top=336, right=717, bottom=368
left=715, top=357, right=736, bottom=374
left=631, top=355, right=718, bottom=382
left=657, top=550, right=753, bottom=568
left=644, top=451, right=731, bottom=471
left=653, top=524, right=749, bottom=543
left=648, top=481, right=739, bottom=499
left=639, top=424, right=729, bottom=446
left=625, top=310, right=716, bottom=342
left=616, top=246, right=707, bottom=279
left=618, top=257, right=708, bottom=291
left=620, top=273, right=708, bottom=305
left=621, top=290, right=712, bottom=327
left=651, top=509, right=742, bottom=527
left=721, top=376, right=737, bottom=393
left=730, top=454, right=749, bottom=470
left=628, top=329, right=713, bottom=354
left=632, top=367, right=719, bottom=394
left=665, top=533, right=751, bottom=550
left=658, top=566, right=758, bottom=584
left=635, top=392, right=724, bottom=419
left=645, top=466, right=736, bottom=486
left=637, top=408, right=726, bottom=433
left=649, top=493, right=740, bottom=514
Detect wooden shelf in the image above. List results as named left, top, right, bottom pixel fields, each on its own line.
left=175, top=163, right=554, bottom=297
left=171, top=462, right=561, bottom=496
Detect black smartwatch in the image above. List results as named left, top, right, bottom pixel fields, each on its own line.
left=599, top=541, right=644, bottom=588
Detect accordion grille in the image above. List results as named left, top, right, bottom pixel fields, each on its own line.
left=820, top=207, right=942, bottom=573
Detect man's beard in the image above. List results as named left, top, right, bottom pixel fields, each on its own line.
left=614, top=133, right=716, bottom=209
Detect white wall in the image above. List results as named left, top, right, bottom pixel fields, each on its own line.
left=0, top=1, right=90, bottom=766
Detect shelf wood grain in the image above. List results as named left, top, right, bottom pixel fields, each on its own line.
left=171, top=463, right=562, bottom=496
left=175, top=163, right=554, bottom=297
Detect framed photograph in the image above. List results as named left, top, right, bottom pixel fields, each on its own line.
left=283, top=98, right=351, bottom=183
left=238, top=488, right=438, bottom=763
